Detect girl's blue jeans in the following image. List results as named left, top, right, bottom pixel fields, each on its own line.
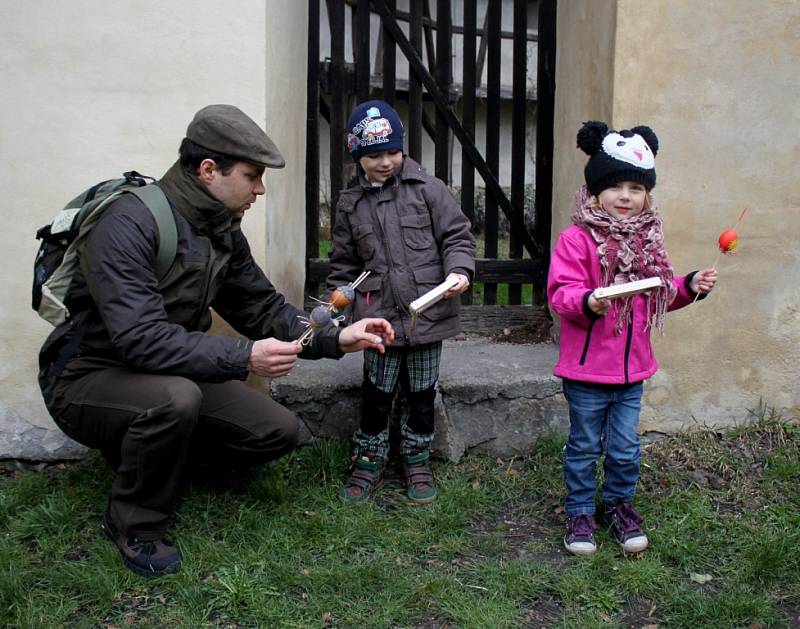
left=562, top=379, right=644, bottom=516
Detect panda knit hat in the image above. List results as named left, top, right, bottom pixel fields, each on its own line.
left=577, top=121, right=659, bottom=196
left=346, top=100, right=405, bottom=161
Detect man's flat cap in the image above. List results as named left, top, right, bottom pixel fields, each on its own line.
left=186, top=104, right=285, bottom=168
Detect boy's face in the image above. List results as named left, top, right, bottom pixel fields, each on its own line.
left=359, top=149, right=403, bottom=183
left=596, top=181, right=648, bottom=220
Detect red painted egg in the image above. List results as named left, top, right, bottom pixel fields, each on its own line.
left=718, top=228, right=739, bottom=253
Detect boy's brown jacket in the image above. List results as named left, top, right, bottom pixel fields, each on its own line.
left=328, top=157, right=475, bottom=346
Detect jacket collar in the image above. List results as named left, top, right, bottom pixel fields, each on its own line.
left=357, top=155, right=427, bottom=190
left=159, top=160, right=233, bottom=241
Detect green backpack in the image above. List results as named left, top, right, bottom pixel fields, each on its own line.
left=33, top=171, right=177, bottom=327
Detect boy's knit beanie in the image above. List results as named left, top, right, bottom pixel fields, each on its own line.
left=346, top=100, right=404, bottom=161
left=577, top=121, right=658, bottom=196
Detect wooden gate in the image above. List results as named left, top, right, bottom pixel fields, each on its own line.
left=306, top=0, right=556, bottom=325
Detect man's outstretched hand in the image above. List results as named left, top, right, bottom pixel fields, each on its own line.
left=338, top=318, right=395, bottom=354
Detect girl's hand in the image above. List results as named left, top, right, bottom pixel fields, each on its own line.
left=443, top=273, right=470, bottom=299
left=588, top=294, right=611, bottom=315
left=691, top=268, right=718, bottom=294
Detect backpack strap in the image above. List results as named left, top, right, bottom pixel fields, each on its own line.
left=129, top=185, right=177, bottom=280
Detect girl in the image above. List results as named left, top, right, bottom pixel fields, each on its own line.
left=547, top=121, right=717, bottom=555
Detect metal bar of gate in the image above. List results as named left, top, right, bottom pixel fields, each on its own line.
left=372, top=0, right=540, bottom=259
left=483, top=0, right=501, bottom=305
left=435, top=0, right=451, bottom=183
left=408, top=0, right=423, bottom=161
left=508, top=0, right=528, bottom=305
left=306, top=0, right=321, bottom=296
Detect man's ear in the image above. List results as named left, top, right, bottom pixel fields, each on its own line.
left=197, top=158, right=218, bottom=184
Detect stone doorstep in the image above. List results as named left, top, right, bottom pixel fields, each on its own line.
left=271, top=337, right=569, bottom=462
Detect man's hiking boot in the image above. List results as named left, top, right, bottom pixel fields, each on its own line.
left=602, top=502, right=649, bottom=553
left=102, top=511, right=181, bottom=577
left=402, top=450, right=437, bottom=504
left=564, top=514, right=598, bottom=556
left=339, top=453, right=384, bottom=502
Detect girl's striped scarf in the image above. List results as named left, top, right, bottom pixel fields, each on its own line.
left=571, top=185, right=677, bottom=335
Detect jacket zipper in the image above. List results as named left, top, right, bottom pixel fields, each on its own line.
left=579, top=320, right=595, bottom=365
left=623, top=309, right=634, bottom=384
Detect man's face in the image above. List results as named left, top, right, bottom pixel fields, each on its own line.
left=205, top=161, right=266, bottom=219
left=358, top=149, right=403, bottom=184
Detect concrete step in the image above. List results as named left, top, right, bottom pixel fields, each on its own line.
left=271, top=337, right=568, bottom=461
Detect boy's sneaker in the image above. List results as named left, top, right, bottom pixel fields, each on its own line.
left=339, top=452, right=384, bottom=502
left=402, top=450, right=437, bottom=504
left=602, top=502, right=649, bottom=553
left=564, top=514, right=597, bottom=556
left=102, top=511, right=181, bottom=577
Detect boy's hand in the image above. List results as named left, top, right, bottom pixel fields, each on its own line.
left=588, top=294, right=611, bottom=315
left=443, top=273, right=470, bottom=299
left=691, top=268, right=718, bottom=294
left=338, top=318, right=395, bottom=354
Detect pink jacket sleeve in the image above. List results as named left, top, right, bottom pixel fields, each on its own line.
left=547, top=230, right=597, bottom=329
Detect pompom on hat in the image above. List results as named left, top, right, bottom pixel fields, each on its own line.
left=346, top=100, right=405, bottom=161
left=577, top=121, right=658, bottom=196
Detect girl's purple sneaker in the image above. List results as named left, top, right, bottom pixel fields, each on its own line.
left=603, top=502, right=649, bottom=553
left=564, top=513, right=597, bottom=556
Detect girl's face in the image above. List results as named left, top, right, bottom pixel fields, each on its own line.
left=596, top=181, right=648, bottom=220
left=359, top=149, right=403, bottom=183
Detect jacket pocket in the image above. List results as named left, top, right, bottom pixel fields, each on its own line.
left=352, top=223, right=378, bottom=261
left=353, top=275, right=384, bottom=320
left=400, top=213, right=434, bottom=250
left=578, top=320, right=595, bottom=366
left=412, top=265, right=458, bottom=321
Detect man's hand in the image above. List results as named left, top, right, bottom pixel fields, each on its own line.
left=588, top=293, right=611, bottom=316
left=248, top=338, right=302, bottom=378
left=338, top=318, right=395, bottom=354
left=443, top=272, right=470, bottom=299
left=691, top=268, right=718, bottom=294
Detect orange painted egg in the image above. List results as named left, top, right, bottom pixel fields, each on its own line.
left=330, top=286, right=354, bottom=308
left=718, top=228, right=739, bottom=253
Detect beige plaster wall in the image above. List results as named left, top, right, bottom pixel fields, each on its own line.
left=263, top=1, right=310, bottom=306
left=0, top=1, right=307, bottom=458
left=553, top=0, right=800, bottom=430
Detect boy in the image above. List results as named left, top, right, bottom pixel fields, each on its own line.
left=328, top=100, right=475, bottom=503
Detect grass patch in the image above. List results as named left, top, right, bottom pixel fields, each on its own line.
left=1, top=408, right=798, bottom=627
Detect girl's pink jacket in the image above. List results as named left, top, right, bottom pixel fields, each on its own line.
left=547, top=225, right=697, bottom=385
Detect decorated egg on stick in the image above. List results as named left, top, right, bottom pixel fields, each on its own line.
left=330, top=285, right=355, bottom=310
left=718, top=228, right=739, bottom=253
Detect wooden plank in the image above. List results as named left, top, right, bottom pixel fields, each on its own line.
left=381, top=0, right=396, bottom=104
left=459, top=304, right=551, bottom=336
left=508, top=0, right=528, bottom=305
left=435, top=0, right=452, bottom=183
left=355, top=0, right=371, bottom=101
left=408, top=0, right=423, bottom=161
left=328, top=0, right=345, bottom=219
left=306, top=257, right=544, bottom=285
left=483, top=0, right=501, bottom=305
left=533, top=0, right=557, bottom=303
left=306, top=0, right=321, bottom=297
